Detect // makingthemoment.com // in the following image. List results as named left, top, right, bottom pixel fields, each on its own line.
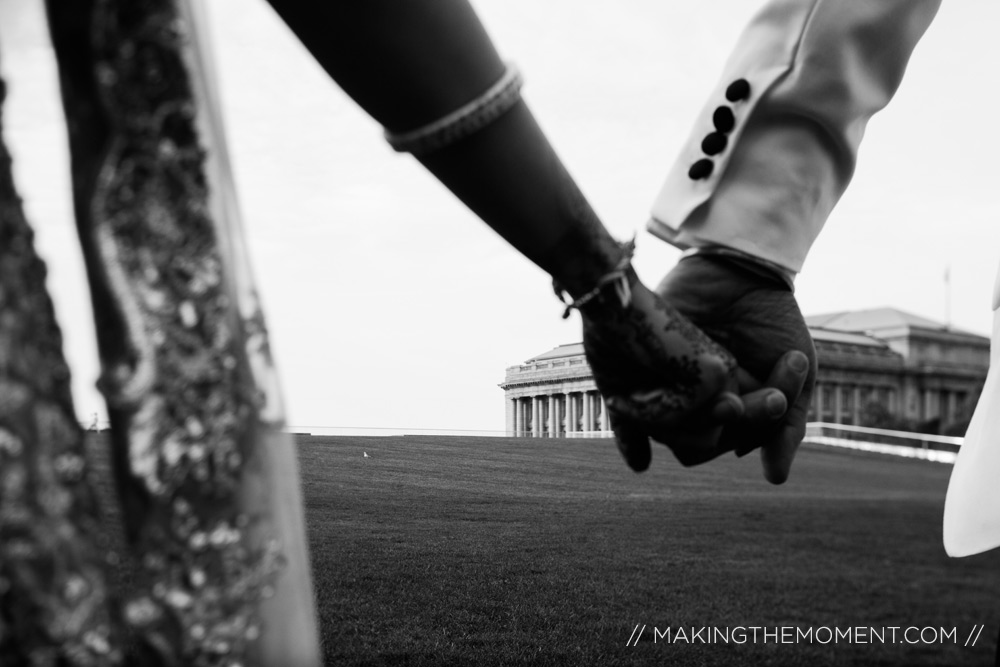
left=625, top=624, right=986, bottom=647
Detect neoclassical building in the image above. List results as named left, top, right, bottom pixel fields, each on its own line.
left=500, top=343, right=610, bottom=437
left=500, top=308, right=989, bottom=436
left=805, top=308, right=989, bottom=429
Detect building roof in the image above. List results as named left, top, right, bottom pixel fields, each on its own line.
left=523, top=329, right=889, bottom=364
left=804, top=307, right=980, bottom=337
left=518, top=309, right=986, bottom=365
left=809, top=328, right=890, bottom=348
left=524, top=342, right=584, bottom=363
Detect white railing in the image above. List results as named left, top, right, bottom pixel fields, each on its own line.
left=563, top=430, right=612, bottom=439
left=803, top=422, right=963, bottom=463
left=284, top=425, right=511, bottom=437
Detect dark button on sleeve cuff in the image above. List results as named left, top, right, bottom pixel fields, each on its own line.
left=701, top=132, right=728, bottom=156
left=725, top=78, right=751, bottom=102
left=688, top=158, right=714, bottom=180
left=712, top=106, right=735, bottom=133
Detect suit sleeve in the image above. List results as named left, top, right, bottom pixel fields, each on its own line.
left=647, top=0, right=941, bottom=274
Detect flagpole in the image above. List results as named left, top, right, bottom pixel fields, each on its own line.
left=944, top=264, right=951, bottom=329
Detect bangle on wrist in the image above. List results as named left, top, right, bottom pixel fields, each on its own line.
left=384, top=63, right=524, bottom=157
left=553, top=237, right=636, bottom=319
left=680, top=245, right=796, bottom=291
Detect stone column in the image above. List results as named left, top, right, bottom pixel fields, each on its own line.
left=548, top=395, right=558, bottom=437
left=560, top=395, right=566, bottom=435
left=536, top=395, right=543, bottom=437
left=567, top=393, right=577, bottom=434
left=524, top=397, right=531, bottom=435
left=532, top=396, right=541, bottom=436
left=577, top=393, right=582, bottom=433
left=559, top=394, right=567, bottom=434
left=582, top=392, right=592, bottom=432
left=587, top=391, right=597, bottom=431
left=600, top=397, right=610, bottom=433
left=834, top=384, right=843, bottom=424
left=540, top=395, right=547, bottom=436
left=557, top=394, right=569, bottom=436
left=589, top=393, right=597, bottom=432
left=923, top=389, right=936, bottom=422
left=524, top=397, right=531, bottom=436
left=509, top=398, right=516, bottom=436
left=813, top=383, right=823, bottom=423
left=518, top=398, right=527, bottom=436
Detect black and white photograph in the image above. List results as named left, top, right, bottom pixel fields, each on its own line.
left=1, top=0, right=999, bottom=665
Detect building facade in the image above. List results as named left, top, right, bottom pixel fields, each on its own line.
left=499, top=308, right=989, bottom=436
left=806, top=309, right=989, bottom=431
left=499, top=343, right=611, bottom=437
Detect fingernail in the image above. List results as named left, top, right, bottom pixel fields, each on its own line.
left=788, top=352, right=808, bottom=373
left=766, top=392, right=786, bottom=416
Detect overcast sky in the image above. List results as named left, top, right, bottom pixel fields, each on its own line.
left=1, top=0, right=998, bottom=434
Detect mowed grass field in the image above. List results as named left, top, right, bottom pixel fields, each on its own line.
left=297, top=435, right=1000, bottom=667
left=84, top=433, right=1000, bottom=666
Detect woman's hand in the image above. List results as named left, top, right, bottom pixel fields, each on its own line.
left=579, top=270, right=739, bottom=470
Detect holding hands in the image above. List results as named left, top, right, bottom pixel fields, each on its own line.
left=653, top=253, right=816, bottom=483
left=263, top=0, right=824, bottom=484
left=578, top=250, right=814, bottom=483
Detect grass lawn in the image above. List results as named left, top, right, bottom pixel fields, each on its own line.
left=85, top=433, right=1000, bottom=665
left=297, top=435, right=1000, bottom=666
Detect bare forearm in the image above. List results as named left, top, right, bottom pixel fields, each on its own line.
left=266, top=0, right=623, bottom=295
left=415, top=101, right=622, bottom=296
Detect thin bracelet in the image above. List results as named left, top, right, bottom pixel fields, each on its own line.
left=555, top=238, right=636, bottom=319
left=384, top=63, right=523, bottom=157
left=681, top=245, right=796, bottom=291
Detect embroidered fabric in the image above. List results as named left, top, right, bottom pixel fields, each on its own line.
left=0, top=74, right=122, bottom=667
left=41, top=0, right=296, bottom=663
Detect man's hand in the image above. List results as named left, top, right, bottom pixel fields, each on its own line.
left=654, top=254, right=817, bottom=483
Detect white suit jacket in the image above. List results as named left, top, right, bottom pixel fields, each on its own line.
left=648, top=0, right=940, bottom=274
left=648, top=0, right=1000, bottom=556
